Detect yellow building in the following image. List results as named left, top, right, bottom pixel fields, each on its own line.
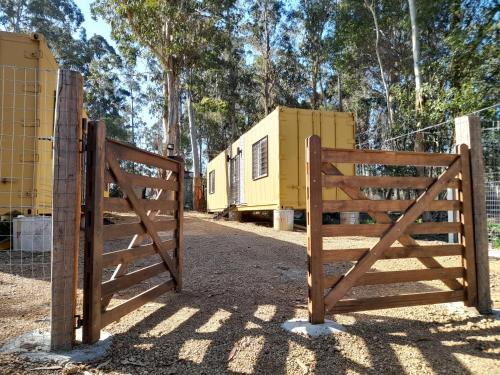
left=207, top=107, right=355, bottom=214
left=0, top=32, right=59, bottom=215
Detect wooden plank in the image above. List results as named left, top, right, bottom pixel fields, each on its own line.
left=51, top=70, right=84, bottom=351
left=330, top=290, right=465, bottom=313
left=458, top=144, right=478, bottom=307
left=323, top=199, right=461, bottom=213
left=306, top=136, right=325, bottom=324
left=323, top=267, right=465, bottom=289
left=322, top=163, right=464, bottom=291
left=322, top=222, right=462, bottom=237
left=101, top=262, right=168, bottom=297
left=121, top=172, right=179, bottom=191
left=175, top=157, right=185, bottom=291
left=103, top=220, right=177, bottom=241
left=108, top=139, right=179, bottom=173
left=323, top=175, right=460, bottom=189
left=324, top=157, right=462, bottom=311
left=82, top=120, right=105, bottom=345
left=104, top=198, right=178, bottom=213
left=101, top=280, right=175, bottom=327
left=106, top=148, right=179, bottom=282
left=322, top=244, right=464, bottom=262
left=455, top=116, right=491, bottom=313
left=322, top=148, right=457, bottom=167
left=102, top=240, right=176, bottom=268
left=101, top=186, right=175, bottom=309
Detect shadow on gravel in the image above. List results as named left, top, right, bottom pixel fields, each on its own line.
left=91, top=217, right=496, bottom=374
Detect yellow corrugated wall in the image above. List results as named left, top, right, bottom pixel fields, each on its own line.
left=238, top=108, right=280, bottom=210
left=206, top=150, right=229, bottom=211
left=205, top=107, right=355, bottom=212
left=0, top=32, right=58, bottom=215
left=278, top=107, right=355, bottom=209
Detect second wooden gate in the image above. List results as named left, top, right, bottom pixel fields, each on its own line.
left=306, top=135, right=478, bottom=323
left=83, top=121, right=184, bottom=343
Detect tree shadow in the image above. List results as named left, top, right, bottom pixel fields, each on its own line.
left=85, top=216, right=497, bottom=374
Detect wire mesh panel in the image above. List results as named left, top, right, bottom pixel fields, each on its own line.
left=0, top=65, right=58, bottom=279
left=482, top=118, right=500, bottom=249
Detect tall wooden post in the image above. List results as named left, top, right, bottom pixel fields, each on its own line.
left=83, top=121, right=106, bottom=344
left=306, top=135, right=325, bottom=324
left=455, top=116, right=491, bottom=313
left=51, top=70, right=83, bottom=351
left=176, top=160, right=185, bottom=291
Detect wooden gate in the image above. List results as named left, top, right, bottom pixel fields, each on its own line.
left=83, top=121, right=184, bottom=343
left=306, top=135, right=478, bottom=323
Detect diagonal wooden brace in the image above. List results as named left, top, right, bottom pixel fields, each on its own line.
left=322, top=163, right=463, bottom=291
left=101, top=184, right=174, bottom=309
left=106, top=148, right=179, bottom=284
left=324, top=157, right=463, bottom=311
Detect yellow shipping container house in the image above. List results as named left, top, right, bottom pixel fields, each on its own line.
left=0, top=32, right=59, bottom=215
left=207, top=107, right=355, bottom=213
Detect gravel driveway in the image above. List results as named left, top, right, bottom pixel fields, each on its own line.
left=1, top=212, right=499, bottom=374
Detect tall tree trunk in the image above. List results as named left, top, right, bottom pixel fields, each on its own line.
left=165, top=66, right=178, bottom=156
left=365, top=0, right=394, bottom=128
left=263, top=0, right=271, bottom=115
left=186, top=89, right=202, bottom=211
left=408, top=0, right=429, bottom=220
left=408, top=0, right=424, bottom=151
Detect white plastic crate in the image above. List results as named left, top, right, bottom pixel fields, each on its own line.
left=13, top=216, right=51, bottom=252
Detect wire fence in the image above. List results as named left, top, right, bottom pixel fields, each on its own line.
left=0, top=65, right=58, bottom=280
left=354, top=104, right=500, bottom=248
left=482, top=119, right=500, bottom=249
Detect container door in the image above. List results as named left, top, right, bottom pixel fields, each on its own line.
left=229, top=155, right=240, bottom=205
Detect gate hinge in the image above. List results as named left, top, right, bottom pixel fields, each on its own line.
left=74, top=314, right=84, bottom=330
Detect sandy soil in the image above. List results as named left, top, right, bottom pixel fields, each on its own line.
left=0, top=212, right=499, bottom=374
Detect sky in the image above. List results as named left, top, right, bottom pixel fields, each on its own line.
left=75, top=0, right=154, bottom=149
left=75, top=0, right=114, bottom=46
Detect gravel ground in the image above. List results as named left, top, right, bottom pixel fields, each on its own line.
left=1, top=212, right=499, bottom=374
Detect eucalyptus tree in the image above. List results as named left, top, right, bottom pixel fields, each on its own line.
left=91, top=0, right=234, bottom=156
left=244, top=0, right=283, bottom=115
left=0, top=0, right=86, bottom=68
left=295, top=0, right=335, bottom=109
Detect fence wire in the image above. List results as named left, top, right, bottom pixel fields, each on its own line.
left=0, top=65, right=57, bottom=279
left=481, top=119, right=500, bottom=249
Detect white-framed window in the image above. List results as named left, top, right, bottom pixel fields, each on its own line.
left=252, top=136, right=268, bottom=180
left=208, top=170, right=215, bottom=194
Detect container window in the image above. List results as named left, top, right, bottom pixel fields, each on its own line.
left=208, top=170, right=215, bottom=194
left=252, top=136, right=268, bottom=180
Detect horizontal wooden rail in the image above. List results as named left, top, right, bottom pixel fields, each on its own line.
left=104, top=198, right=178, bottom=213
left=323, top=175, right=460, bottom=189
left=125, top=172, right=179, bottom=191
left=103, top=220, right=177, bottom=241
left=101, top=262, right=168, bottom=297
left=330, top=290, right=465, bottom=313
left=107, top=139, right=179, bottom=173
left=106, top=171, right=179, bottom=191
left=322, top=222, right=462, bottom=237
left=323, top=267, right=465, bottom=289
left=101, top=280, right=175, bottom=327
left=322, top=244, right=464, bottom=262
left=323, top=199, right=461, bottom=213
left=322, top=148, right=457, bottom=167
left=102, top=240, right=176, bottom=268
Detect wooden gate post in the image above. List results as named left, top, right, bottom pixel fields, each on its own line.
left=455, top=116, right=491, bottom=313
left=83, top=121, right=106, bottom=344
left=306, top=135, right=325, bottom=324
left=51, top=70, right=83, bottom=351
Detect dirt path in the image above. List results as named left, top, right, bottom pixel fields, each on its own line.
left=1, top=213, right=499, bottom=374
